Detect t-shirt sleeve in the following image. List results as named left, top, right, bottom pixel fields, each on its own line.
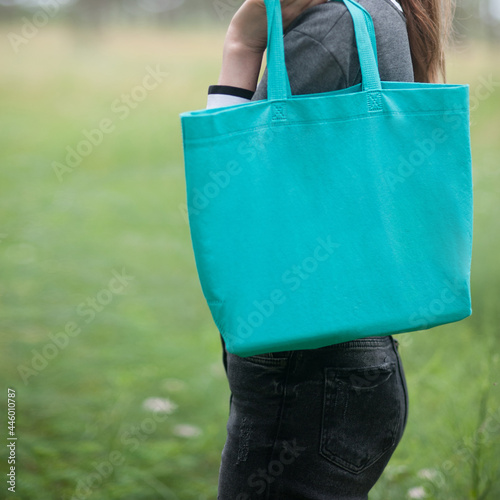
left=251, top=0, right=412, bottom=102
left=252, top=3, right=355, bottom=101
left=252, top=29, right=348, bottom=101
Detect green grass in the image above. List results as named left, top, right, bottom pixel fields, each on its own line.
left=0, top=24, right=499, bottom=500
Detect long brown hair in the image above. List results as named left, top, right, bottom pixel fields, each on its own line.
left=398, top=0, right=455, bottom=83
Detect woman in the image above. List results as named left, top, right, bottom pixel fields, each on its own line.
left=207, top=0, right=453, bottom=498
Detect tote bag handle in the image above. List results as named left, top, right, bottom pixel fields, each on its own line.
left=264, top=0, right=382, bottom=101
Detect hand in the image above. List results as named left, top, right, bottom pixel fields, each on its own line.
left=218, top=0, right=327, bottom=92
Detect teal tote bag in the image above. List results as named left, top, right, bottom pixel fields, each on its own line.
left=180, top=0, right=473, bottom=356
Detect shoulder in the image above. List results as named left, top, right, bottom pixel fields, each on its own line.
left=284, top=1, right=350, bottom=44
left=283, top=0, right=413, bottom=85
left=252, top=0, right=412, bottom=100
left=285, top=0, right=406, bottom=43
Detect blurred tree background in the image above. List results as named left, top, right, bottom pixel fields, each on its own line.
left=0, top=0, right=498, bottom=32
left=0, top=1, right=499, bottom=500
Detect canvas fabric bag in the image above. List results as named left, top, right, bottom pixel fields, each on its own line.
left=180, top=0, right=473, bottom=356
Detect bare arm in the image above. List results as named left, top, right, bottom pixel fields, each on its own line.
left=217, top=0, right=328, bottom=92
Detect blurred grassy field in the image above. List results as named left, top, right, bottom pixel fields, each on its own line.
left=0, top=23, right=499, bottom=500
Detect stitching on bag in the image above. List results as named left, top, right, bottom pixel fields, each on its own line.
left=185, top=110, right=468, bottom=143
left=272, top=103, right=287, bottom=121
left=367, top=91, right=382, bottom=112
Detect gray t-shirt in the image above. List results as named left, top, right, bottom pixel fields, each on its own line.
left=252, top=0, right=414, bottom=101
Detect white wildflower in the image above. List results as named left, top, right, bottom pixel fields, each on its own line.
left=142, top=397, right=178, bottom=414
left=407, top=486, right=427, bottom=499
left=418, top=468, right=439, bottom=481
left=173, top=424, right=202, bottom=438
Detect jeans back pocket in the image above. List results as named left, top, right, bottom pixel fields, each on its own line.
left=320, top=362, right=403, bottom=474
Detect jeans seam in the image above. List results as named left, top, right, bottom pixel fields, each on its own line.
left=265, top=352, right=295, bottom=500
left=391, top=337, right=409, bottom=432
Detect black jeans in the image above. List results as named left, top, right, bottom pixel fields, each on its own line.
left=218, top=336, right=409, bottom=500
